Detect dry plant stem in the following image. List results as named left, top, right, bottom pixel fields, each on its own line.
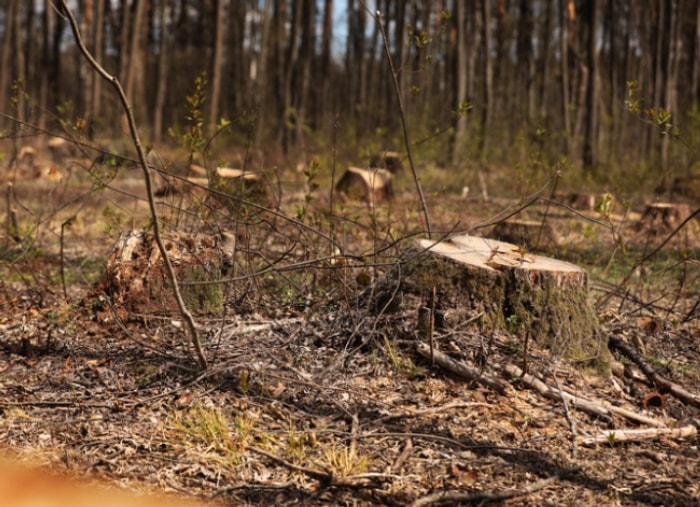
left=59, top=217, right=73, bottom=300
left=608, top=334, right=700, bottom=409
left=577, top=425, right=697, bottom=447
left=58, top=1, right=207, bottom=369
left=417, top=343, right=510, bottom=394
left=551, top=368, right=578, bottom=459
left=376, top=11, right=432, bottom=239
left=596, top=205, right=700, bottom=310
left=410, top=476, right=557, bottom=507
left=504, top=363, right=666, bottom=427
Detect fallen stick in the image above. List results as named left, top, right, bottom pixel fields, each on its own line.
left=410, top=476, right=557, bottom=507
left=608, top=334, right=700, bottom=409
left=503, top=364, right=666, bottom=427
left=416, top=343, right=511, bottom=395
left=577, top=425, right=697, bottom=447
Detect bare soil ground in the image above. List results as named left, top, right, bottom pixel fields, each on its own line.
left=0, top=160, right=699, bottom=506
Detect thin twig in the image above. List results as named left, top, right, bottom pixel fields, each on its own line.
left=58, top=1, right=207, bottom=369
left=596, top=205, right=700, bottom=310
left=410, top=476, right=557, bottom=507
left=551, top=367, right=578, bottom=459
left=376, top=11, right=432, bottom=238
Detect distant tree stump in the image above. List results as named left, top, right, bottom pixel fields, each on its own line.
left=412, top=234, right=609, bottom=367
left=335, top=167, right=393, bottom=204
left=491, top=219, right=558, bottom=249
left=48, top=137, right=82, bottom=162
left=635, top=202, right=699, bottom=246
left=672, top=169, right=700, bottom=200
left=156, top=165, right=272, bottom=217
left=370, top=150, right=403, bottom=173
left=94, top=230, right=227, bottom=319
left=637, top=202, right=692, bottom=231
left=565, top=192, right=616, bottom=212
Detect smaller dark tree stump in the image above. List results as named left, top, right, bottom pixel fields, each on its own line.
left=491, top=219, right=558, bottom=249
left=94, top=230, right=227, bottom=319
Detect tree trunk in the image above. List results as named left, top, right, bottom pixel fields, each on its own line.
left=38, top=0, right=53, bottom=133
left=117, top=0, right=131, bottom=86
left=318, top=0, right=333, bottom=127
left=516, top=0, right=533, bottom=124
left=255, top=0, right=273, bottom=149
left=227, top=0, right=247, bottom=113
left=153, top=0, right=169, bottom=142
left=0, top=0, right=18, bottom=132
left=208, top=0, right=227, bottom=137
left=89, top=0, right=105, bottom=132
left=582, top=0, right=600, bottom=169
left=694, top=1, right=700, bottom=108
left=478, top=0, right=493, bottom=161
left=13, top=0, right=27, bottom=127
left=123, top=0, right=146, bottom=120
left=451, top=0, right=468, bottom=166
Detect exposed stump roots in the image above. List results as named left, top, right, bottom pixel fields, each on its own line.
left=93, top=230, right=227, bottom=319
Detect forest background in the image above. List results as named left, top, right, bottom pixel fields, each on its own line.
left=0, top=0, right=698, bottom=195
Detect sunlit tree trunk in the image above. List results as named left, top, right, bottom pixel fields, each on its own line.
left=38, top=0, right=53, bottom=133
left=452, top=0, right=468, bottom=166
left=153, top=0, right=169, bottom=142
left=89, top=0, right=105, bottom=133
left=582, top=0, right=600, bottom=168
left=255, top=0, right=273, bottom=148
left=124, top=0, right=146, bottom=116
left=117, top=0, right=131, bottom=86
left=227, top=0, right=248, bottom=113
left=318, top=0, right=333, bottom=127
left=479, top=0, right=493, bottom=160
left=208, top=0, right=227, bottom=136
left=13, top=0, right=26, bottom=127
left=0, top=0, right=19, bottom=132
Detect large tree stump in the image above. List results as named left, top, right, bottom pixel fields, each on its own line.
left=93, top=230, right=227, bottom=319
left=413, top=234, right=609, bottom=367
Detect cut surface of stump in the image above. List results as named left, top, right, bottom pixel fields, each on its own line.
left=335, top=167, right=393, bottom=204
left=491, top=219, right=558, bottom=249
left=413, top=234, right=608, bottom=367
left=93, top=230, right=227, bottom=319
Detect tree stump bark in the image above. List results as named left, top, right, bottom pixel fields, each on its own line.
left=637, top=202, right=693, bottom=231
left=413, top=234, right=609, bottom=368
left=635, top=202, right=699, bottom=246
left=93, top=230, right=227, bottom=319
left=335, top=167, right=393, bottom=204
